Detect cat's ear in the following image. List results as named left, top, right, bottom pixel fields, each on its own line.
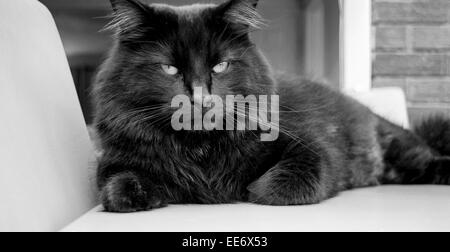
left=106, top=0, right=150, bottom=40
left=220, top=0, right=265, bottom=30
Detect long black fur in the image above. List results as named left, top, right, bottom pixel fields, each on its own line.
left=415, top=115, right=450, bottom=156
left=94, top=0, right=450, bottom=212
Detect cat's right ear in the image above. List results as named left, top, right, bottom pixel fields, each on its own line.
left=106, top=0, right=150, bottom=40
left=219, top=0, right=265, bottom=31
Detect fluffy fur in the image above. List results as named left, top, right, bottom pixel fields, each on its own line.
left=93, top=0, right=450, bottom=212
left=415, top=115, right=450, bottom=156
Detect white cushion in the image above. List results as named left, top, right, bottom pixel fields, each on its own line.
left=347, top=87, right=410, bottom=129
left=63, top=186, right=450, bottom=232
left=0, top=0, right=97, bottom=232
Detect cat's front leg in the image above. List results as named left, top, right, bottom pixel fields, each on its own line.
left=248, top=143, right=333, bottom=206
left=100, top=170, right=167, bottom=213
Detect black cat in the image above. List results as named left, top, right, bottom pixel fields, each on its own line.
left=93, top=0, right=450, bottom=212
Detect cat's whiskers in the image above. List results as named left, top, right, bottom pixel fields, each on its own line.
left=113, top=105, right=167, bottom=124
left=253, top=100, right=338, bottom=114
left=233, top=108, right=320, bottom=156
left=224, top=114, right=260, bottom=140
left=133, top=109, right=169, bottom=125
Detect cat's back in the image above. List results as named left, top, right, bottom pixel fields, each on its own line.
left=274, top=73, right=377, bottom=144
left=276, top=74, right=373, bottom=117
left=276, top=74, right=342, bottom=110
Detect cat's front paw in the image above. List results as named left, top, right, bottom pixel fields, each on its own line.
left=247, top=166, right=324, bottom=206
left=247, top=171, right=284, bottom=205
left=101, top=172, right=166, bottom=213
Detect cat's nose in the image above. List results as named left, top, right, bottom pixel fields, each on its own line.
left=192, top=86, right=212, bottom=107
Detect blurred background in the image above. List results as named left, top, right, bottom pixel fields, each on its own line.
left=38, top=0, right=341, bottom=124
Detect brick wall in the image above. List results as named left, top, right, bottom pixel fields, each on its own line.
left=372, top=0, right=450, bottom=125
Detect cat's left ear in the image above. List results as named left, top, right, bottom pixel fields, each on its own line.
left=219, top=0, right=265, bottom=30
left=106, top=0, right=150, bottom=40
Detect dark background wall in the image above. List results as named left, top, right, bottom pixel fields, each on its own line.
left=39, top=0, right=111, bottom=124
left=372, top=0, right=450, bottom=125
left=39, top=0, right=340, bottom=124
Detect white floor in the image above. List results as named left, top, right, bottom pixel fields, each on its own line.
left=63, top=186, right=450, bottom=232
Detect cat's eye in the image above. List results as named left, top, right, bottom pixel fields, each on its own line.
left=212, top=62, right=230, bottom=74
left=161, top=64, right=179, bottom=75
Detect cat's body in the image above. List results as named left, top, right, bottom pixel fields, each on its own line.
left=94, top=0, right=450, bottom=212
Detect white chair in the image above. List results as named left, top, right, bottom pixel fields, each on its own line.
left=0, top=0, right=97, bottom=232
left=1, top=0, right=450, bottom=232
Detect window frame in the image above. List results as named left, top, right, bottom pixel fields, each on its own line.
left=339, top=0, right=373, bottom=92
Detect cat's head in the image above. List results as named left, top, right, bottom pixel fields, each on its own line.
left=95, top=0, right=275, bottom=131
